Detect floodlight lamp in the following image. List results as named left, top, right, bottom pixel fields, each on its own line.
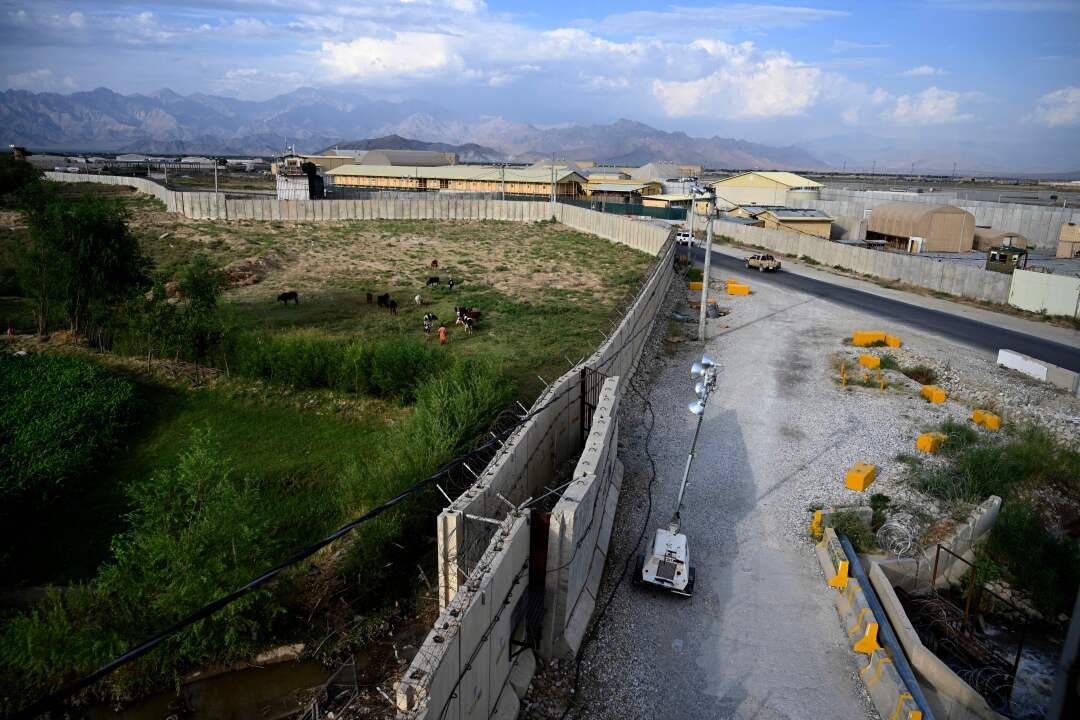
left=700, top=354, right=715, bottom=369
left=694, top=380, right=706, bottom=398
left=690, top=362, right=706, bottom=379
left=688, top=400, right=705, bottom=416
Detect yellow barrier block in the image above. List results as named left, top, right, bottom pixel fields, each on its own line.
left=810, top=510, right=823, bottom=539
left=828, top=559, right=850, bottom=589
left=845, top=462, right=877, bottom=492
left=972, top=409, right=985, bottom=424
left=886, top=335, right=902, bottom=348
left=727, top=283, right=750, bottom=295
left=920, top=385, right=947, bottom=403
left=859, top=354, right=880, bottom=369
left=688, top=281, right=703, bottom=291
left=853, top=622, right=883, bottom=655
left=916, top=432, right=946, bottom=454
left=852, top=331, right=887, bottom=346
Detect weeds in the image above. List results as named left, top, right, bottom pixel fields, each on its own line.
left=870, top=493, right=891, bottom=530
left=901, top=364, right=937, bottom=385
left=985, top=502, right=1080, bottom=614
left=833, top=511, right=875, bottom=552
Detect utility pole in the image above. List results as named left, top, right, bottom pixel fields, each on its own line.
left=697, top=192, right=715, bottom=342
left=550, top=153, right=556, bottom=213
left=500, top=163, right=506, bottom=201
left=871, top=160, right=876, bottom=176
left=163, top=162, right=168, bottom=186
left=213, top=159, right=219, bottom=194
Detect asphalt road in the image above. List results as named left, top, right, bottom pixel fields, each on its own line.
left=691, top=247, right=1080, bottom=372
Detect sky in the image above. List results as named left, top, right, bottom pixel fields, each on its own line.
left=1, top=1, right=1079, bottom=171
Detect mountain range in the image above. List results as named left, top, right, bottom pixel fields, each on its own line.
left=0, top=86, right=825, bottom=169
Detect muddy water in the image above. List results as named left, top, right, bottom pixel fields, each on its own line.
left=84, top=660, right=330, bottom=720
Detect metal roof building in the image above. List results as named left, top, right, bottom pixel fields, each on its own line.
left=868, top=202, right=975, bottom=252
left=711, top=171, right=823, bottom=208
left=356, top=149, right=456, bottom=167
left=326, top=164, right=585, bottom=197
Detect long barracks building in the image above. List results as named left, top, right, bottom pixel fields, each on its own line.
left=325, top=164, right=586, bottom=198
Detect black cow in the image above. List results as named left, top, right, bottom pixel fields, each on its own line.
left=426, top=276, right=440, bottom=287
left=376, top=293, right=390, bottom=308
left=388, top=299, right=398, bottom=314
left=277, top=291, right=299, bottom=305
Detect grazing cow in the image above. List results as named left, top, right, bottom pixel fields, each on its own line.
left=422, top=312, right=438, bottom=334
left=366, top=292, right=374, bottom=304
left=426, top=276, right=440, bottom=287
left=388, top=299, right=398, bottom=315
left=377, top=293, right=390, bottom=308
left=430, top=259, right=439, bottom=269
left=414, top=294, right=423, bottom=306
left=277, top=291, right=299, bottom=306
left=462, top=315, right=475, bottom=334
left=448, top=278, right=455, bottom=291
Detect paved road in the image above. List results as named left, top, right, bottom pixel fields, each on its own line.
left=691, top=247, right=1080, bottom=372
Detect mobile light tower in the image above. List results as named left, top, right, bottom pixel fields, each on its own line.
left=638, top=353, right=718, bottom=597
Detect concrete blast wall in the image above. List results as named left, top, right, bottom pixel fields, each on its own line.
left=788, top=188, right=1080, bottom=252
left=396, top=513, right=532, bottom=720
left=436, top=220, right=673, bottom=609
left=713, top=219, right=1012, bottom=304
left=542, top=377, right=623, bottom=659
left=1008, top=268, right=1080, bottom=318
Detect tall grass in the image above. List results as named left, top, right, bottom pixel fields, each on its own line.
left=219, top=331, right=447, bottom=403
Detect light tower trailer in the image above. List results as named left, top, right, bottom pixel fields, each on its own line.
left=636, top=354, right=717, bottom=597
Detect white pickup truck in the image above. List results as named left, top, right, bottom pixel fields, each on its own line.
left=675, top=230, right=697, bottom=247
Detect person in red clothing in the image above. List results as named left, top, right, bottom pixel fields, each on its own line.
left=438, top=324, right=447, bottom=346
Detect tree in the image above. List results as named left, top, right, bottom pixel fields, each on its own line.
left=177, top=255, right=224, bottom=380
left=0, top=155, right=41, bottom=198
left=18, top=187, right=148, bottom=339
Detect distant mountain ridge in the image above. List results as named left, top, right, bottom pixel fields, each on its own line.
left=322, top=135, right=506, bottom=163
left=0, top=86, right=825, bottom=169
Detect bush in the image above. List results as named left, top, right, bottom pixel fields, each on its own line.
left=0, top=429, right=288, bottom=705
left=0, top=353, right=135, bottom=502
left=901, top=365, right=937, bottom=385
left=833, top=511, right=875, bottom=553
left=986, top=502, right=1080, bottom=615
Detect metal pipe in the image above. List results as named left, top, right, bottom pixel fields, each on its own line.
left=838, top=534, right=936, bottom=720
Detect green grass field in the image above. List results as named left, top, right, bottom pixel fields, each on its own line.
left=0, top=184, right=655, bottom=705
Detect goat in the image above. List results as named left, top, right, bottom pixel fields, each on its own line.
left=414, top=294, right=423, bottom=306
left=277, top=291, right=299, bottom=306
left=426, top=276, right=440, bottom=287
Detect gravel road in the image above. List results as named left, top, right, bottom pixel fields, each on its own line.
left=520, top=252, right=1080, bottom=720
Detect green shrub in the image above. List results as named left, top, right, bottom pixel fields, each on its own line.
left=870, top=493, right=891, bottom=530
left=686, top=267, right=703, bottom=282
left=833, top=511, right=874, bottom=553
left=901, top=365, right=937, bottom=385
left=986, top=502, right=1080, bottom=615
left=0, top=429, right=287, bottom=705
left=0, top=353, right=135, bottom=502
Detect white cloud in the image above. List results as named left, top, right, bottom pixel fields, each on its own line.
left=901, top=65, right=946, bottom=76
left=652, top=41, right=823, bottom=119
left=590, top=4, right=846, bottom=38
left=320, top=32, right=465, bottom=82
left=878, top=87, right=975, bottom=125
left=831, top=40, right=891, bottom=52
left=1029, top=86, right=1080, bottom=126
left=5, top=68, right=76, bottom=91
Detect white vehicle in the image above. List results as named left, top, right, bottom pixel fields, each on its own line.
left=675, top=230, right=696, bottom=247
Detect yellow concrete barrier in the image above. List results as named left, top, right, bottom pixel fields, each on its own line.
left=688, top=281, right=703, bottom=291
left=845, top=462, right=877, bottom=492
left=972, top=409, right=1001, bottom=431
left=727, top=283, right=750, bottom=295
left=810, top=510, right=823, bottom=539
left=854, top=622, right=883, bottom=655
left=920, top=385, right=946, bottom=403
left=828, top=559, right=850, bottom=589
left=852, top=331, right=887, bottom=346
left=885, top=335, right=902, bottom=348
left=859, top=354, right=880, bottom=369
left=916, top=432, right=946, bottom=454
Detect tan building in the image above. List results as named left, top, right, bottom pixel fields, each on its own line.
left=868, top=202, right=975, bottom=252
left=585, top=180, right=662, bottom=201
left=1059, top=223, right=1080, bottom=259
left=641, top=193, right=695, bottom=210
left=730, top=205, right=833, bottom=239
left=326, top=164, right=585, bottom=197
left=710, top=171, right=822, bottom=208
left=974, top=227, right=1028, bottom=251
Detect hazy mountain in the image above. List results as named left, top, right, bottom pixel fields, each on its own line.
left=0, top=86, right=825, bottom=169
left=323, top=135, right=505, bottom=163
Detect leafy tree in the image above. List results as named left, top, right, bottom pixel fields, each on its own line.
left=18, top=187, right=148, bottom=339
left=0, top=155, right=41, bottom=198
left=177, top=255, right=223, bottom=379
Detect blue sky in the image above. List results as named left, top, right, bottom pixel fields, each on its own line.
left=1, top=1, right=1078, bottom=171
